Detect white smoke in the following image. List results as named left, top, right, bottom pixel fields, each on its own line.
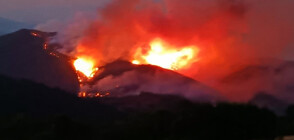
left=81, top=67, right=222, bottom=102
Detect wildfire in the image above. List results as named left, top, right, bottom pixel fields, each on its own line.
left=31, top=32, right=39, bottom=37
left=73, top=58, right=110, bottom=98
left=72, top=38, right=198, bottom=98
left=78, top=92, right=110, bottom=98
left=132, top=60, right=140, bottom=65
left=73, top=58, right=98, bottom=78
left=132, top=38, right=199, bottom=70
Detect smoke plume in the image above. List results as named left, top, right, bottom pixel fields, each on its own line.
left=38, top=0, right=294, bottom=102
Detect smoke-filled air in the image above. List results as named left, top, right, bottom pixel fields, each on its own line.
left=3, top=0, right=294, bottom=139
left=37, top=0, right=294, bottom=102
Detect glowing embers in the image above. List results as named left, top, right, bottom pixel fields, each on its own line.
left=74, top=58, right=98, bottom=78
left=73, top=57, right=103, bottom=98
left=133, top=38, right=199, bottom=70
left=78, top=92, right=110, bottom=98
left=31, top=32, right=39, bottom=37
left=43, top=43, right=48, bottom=50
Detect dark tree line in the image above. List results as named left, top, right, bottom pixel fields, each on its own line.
left=0, top=75, right=294, bottom=140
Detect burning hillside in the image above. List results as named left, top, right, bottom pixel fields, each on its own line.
left=78, top=60, right=221, bottom=102
left=132, top=38, right=198, bottom=70
left=73, top=58, right=98, bottom=78
left=73, top=37, right=198, bottom=75
left=70, top=36, right=207, bottom=99
left=34, top=0, right=294, bottom=103
left=2, top=0, right=294, bottom=139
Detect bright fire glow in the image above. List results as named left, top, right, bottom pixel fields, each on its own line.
left=132, top=60, right=140, bottom=65
left=133, top=38, right=199, bottom=70
left=73, top=58, right=98, bottom=78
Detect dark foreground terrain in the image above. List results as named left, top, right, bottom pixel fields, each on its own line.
left=0, top=75, right=294, bottom=140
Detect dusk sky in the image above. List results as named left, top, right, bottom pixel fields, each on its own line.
left=0, top=0, right=294, bottom=60
left=0, top=0, right=110, bottom=24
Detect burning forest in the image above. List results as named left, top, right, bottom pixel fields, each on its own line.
left=1, top=0, right=294, bottom=139
left=36, top=0, right=294, bottom=103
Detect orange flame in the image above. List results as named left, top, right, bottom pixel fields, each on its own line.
left=73, top=38, right=198, bottom=98
left=133, top=38, right=199, bottom=70
left=73, top=58, right=98, bottom=78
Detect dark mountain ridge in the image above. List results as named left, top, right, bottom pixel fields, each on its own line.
left=0, top=29, right=79, bottom=93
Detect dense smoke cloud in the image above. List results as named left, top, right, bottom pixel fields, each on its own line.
left=38, top=0, right=294, bottom=102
